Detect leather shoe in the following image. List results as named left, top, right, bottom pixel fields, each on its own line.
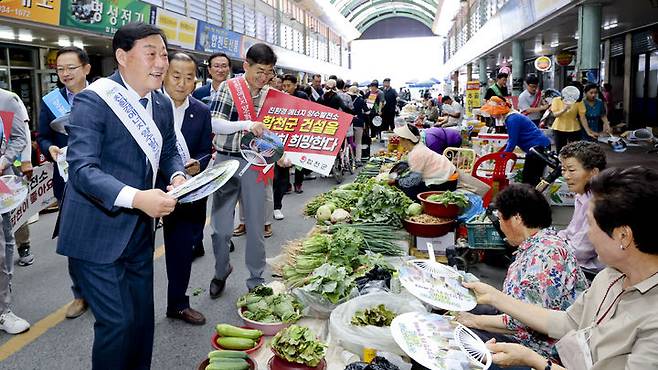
left=166, top=307, right=206, bottom=325
left=65, top=298, right=88, bottom=319
left=233, top=224, right=246, bottom=237
left=294, top=184, right=303, bottom=194
left=210, top=265, right=233, bottom=299
left=264, top=224, right=273, bottom=238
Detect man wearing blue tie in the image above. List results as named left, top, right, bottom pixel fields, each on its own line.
left=160, top=52, right=212, bottom=325
left=56, top=23, right=186, bottom=370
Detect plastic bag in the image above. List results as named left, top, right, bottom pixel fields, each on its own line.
left=456, top=191, right=484, bottom=223
left=329, top=292, right=427, bottom=356
left=293, top=287, right=359, bottom=319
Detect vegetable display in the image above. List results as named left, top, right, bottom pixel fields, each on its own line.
left=214, top=324, right=262, bottom=351
left=406, top=214, right=453, bottom=224
left=299, top=263, right=355, bottom=304
left=271, top=325, right=327, bottom=367
left=426, top=191, right=470, bottom=208
left=206, top=350, right=251, bottom=370
left=236, top=286, right=302, bottom=324
left=305, top=180, right=413, bottom=227
left=350, top=304, right=397, bottom=327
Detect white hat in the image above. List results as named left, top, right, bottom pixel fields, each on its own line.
left=393, top=124, right=420, bottom=143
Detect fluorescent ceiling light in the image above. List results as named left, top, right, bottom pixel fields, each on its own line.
left=18, top=30, right=33, bottom=42
left=0, top=28, right=15, bottom=40
left=603, top=20, right=618, bottom=30
left=550, top=41, right=559, bottom=48
left=58, top=36, right=71, bottom=47
left=73, top=39, right=84, bottom=48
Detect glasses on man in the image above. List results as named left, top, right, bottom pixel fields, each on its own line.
left=56, top=65, right=83, bottom=73
left=256, top=68, right=276, bottom=79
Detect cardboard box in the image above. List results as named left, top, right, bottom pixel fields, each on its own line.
left=546, top=178, right=575, bottom=206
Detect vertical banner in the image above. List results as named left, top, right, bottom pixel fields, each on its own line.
left=465, top=81, right=481, bottom=117
left=195, top=21, right=242, bottom=59
left=153, top=7, right=197, bottom=50
left=257, top=89, right=352, bottom=176
left=60, top=0, right=150, bottom=36
left=0, top=0, right=61, bottom=25
left=10, top=163, right=56, bottom=232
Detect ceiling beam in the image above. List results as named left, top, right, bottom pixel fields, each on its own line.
left=342, top=0, right=438, bottom=18
left=346, top=1, right=436, bottom=22
left=357, top=10, right=433, bottom=31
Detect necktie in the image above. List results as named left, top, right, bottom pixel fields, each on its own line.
left=139, top=98, right=148, bottom=108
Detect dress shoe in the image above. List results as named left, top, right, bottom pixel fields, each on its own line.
left=285, top=184, right=293, bottom=194
left=229, top=240, right=235, bottom=253
left=65, top=299, right=88, bottom=319
left=294, top=184, right=303, bottom=194
left=233, top=224, right=246, bottom=237
left=264, top=224, right=273, bottom=238
left=210, top=265, right=233, bottom=299
left=166, top=307, right=206, bottom=325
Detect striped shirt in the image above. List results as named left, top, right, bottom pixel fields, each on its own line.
left=208, top=79, right=269, bottom=153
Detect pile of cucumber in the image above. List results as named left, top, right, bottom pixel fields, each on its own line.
left=215, top=324, right=263, bottom=351
left=205, top=350, right=251, bottom=370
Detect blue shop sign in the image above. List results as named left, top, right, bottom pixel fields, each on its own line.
left=195, top=21, right=242, bottom=59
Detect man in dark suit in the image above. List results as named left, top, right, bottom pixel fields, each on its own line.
left=37, top=46, right=91, bottom=320
left=57, top=23, right=185, bottom=370
left=382, top=77, right=398, bottom=132
left=192, top=52, right=231, bottom=103
left=160, top=52, right=212, bottom=325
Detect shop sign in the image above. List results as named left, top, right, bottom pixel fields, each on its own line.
left=257, top=89, right=353, bottom=176
left=534, top=56, right=552, bottom=72
left=0, top=0, right=61, bottom=25
left=60, top=0, right=151, bottom=36
left=556, top=52, right=573, bottom=66
left=465, top=80, right=481, bottom=118
left=195, top=21, right=241, bottom=59
left=152, top=7, right=197, bottom=50
left=240, top=35, right=259, bottom=59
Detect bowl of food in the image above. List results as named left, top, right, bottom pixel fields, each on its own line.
left=238, top=307, right=291, bottom=336
left=211, top=324, right=265, bottom=354
left=417, top=191, right=469, bottom=219
left=236, top=287, right=303, bottom=336
left=198, top=351, right=258, bottom=370
left=403, top=214, right=455, bottom=237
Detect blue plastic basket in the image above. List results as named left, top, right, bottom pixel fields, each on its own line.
left=465, top=216, right=507, bottom=250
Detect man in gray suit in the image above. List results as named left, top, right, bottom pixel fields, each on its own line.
left=57, top=23, right=185, bottom=369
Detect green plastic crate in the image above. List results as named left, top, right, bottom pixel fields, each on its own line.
left=465, top=217, right=506, bottom=249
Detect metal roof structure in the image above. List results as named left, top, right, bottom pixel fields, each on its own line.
left=329, top=0, right=440, bottom=33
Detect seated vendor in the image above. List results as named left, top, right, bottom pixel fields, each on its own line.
left=389, top=124, right=457, bottom=200
left=557, top=141, right=607, bottom=279
left=457, top=184, right=588, bottom=362
left=463, top=167, right=658, bottom=370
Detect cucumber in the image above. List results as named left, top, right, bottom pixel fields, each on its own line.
left=215, top=324, right=262, bottom=340
left=209, top=358, right=249, bottom=369
left=205, top=361, right=249, bottom=370
left=217, top=337, right=255, bottom=350
left=208, top=350, right=249, bottom=359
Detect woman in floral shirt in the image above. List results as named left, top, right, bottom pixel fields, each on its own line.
left=457, top=184, right=588, bottom=360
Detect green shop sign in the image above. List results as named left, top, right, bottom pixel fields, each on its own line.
left=60, top=0, right=151, bottom=36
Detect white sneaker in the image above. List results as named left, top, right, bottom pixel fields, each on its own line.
left=273, top=209, right=285, bottom=220
left=0, top=311, right=30, bottom=334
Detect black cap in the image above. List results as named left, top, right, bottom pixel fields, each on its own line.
left=383, top=78, right=391, bottom=82
left=369, top=79, right=379, bottom=87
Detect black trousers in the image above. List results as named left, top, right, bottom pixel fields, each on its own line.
left=382, top=112, right=395, bottom=131
left=522, top=146, right=549, bottom=188
left=294, top=168, right=307, bottom=186
left=553, top=130, right=582, bottom=154
left=273, top=164, right=289, bottom=210
left=163, top=199, right=206, bottom=312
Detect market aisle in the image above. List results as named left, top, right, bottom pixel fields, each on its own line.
left=0, top=172, right=355, bottom=370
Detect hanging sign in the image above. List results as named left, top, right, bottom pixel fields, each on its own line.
left=556, top=52, right=573, bottom=67
left=534, top=56, right=552, bottom=72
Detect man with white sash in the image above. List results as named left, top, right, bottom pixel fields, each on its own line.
left=37, top=46, right=91, bottom=319
left=207, top=43, right=276, bottom=297
left=56, top=23, right=185, bottom=370
left=159, top=52, right=212, bottom=325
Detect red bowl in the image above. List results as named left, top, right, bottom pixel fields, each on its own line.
left=198, top=356, right=258, bottom=370
left=417, top=191, right=462, bottom=219
left=211, top=332, right=264, bottom=354
left=403, top=218, right=455, bottom=238
left=267, top=355, right=326, bottom=370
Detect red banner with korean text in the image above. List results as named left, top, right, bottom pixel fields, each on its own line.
left=257, top=89, right=352, bottom=176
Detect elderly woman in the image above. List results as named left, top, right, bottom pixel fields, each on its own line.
left=557, top=141, right=607, bottom=278
left=457, top=184, right=588, bottom=361
left=464, top=166, right=658, bottom=370
left=480, top=96, right=551, bottom=187
left=389, top=124, right=457, bottom=199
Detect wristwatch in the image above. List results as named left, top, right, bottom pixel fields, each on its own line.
left=544, top=359, right=552, bottom=370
